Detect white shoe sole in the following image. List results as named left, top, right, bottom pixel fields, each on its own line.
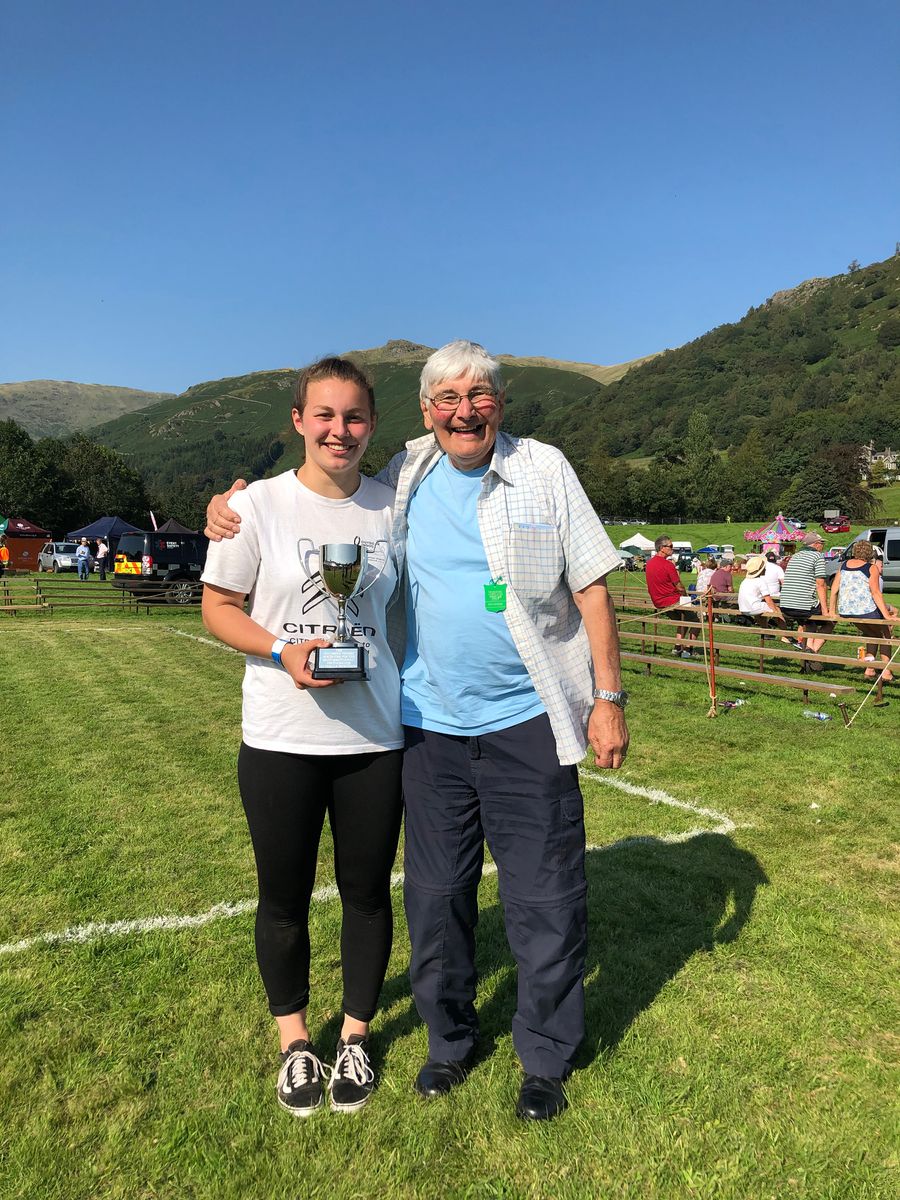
left=329, top=1091, right=372, bottom=1113
left=277, top=1092, right=325, bottom=1117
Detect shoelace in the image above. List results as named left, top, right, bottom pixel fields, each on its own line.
left=281, top=1048, right=324, bottom=1092
left=332, top=1042, right=374, bottom=1087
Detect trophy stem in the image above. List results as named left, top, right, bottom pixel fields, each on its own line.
left=335, top=599, right=352, bottom=646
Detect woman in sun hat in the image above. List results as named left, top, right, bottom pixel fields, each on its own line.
left=737, top=554, right=788, bottom=630
left=828, top=539, right=897, bottom=681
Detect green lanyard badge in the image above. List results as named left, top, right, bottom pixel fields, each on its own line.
left=484, top=576, right=507, bottom=612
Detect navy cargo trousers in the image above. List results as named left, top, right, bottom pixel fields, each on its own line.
left=402, top=713, right=588, bottom=1079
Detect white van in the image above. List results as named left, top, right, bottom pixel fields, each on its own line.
left=821, top=527, right=900, bottom=591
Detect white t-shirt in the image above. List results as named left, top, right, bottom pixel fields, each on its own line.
left=201, top=469, right=402, bottom=755
left=764, top=561, right=784, bottom=598
left=738, top=575, right=772, bottom=616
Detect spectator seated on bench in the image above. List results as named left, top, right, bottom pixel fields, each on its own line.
left=738, top=555, right=788, bottom=632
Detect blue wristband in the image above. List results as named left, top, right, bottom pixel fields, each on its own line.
left=271, top=638, right=288, bottom=667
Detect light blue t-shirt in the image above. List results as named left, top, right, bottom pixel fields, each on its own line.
left=400, top=455, right=544, bottom=735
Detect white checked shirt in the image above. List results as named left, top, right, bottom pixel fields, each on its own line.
left=378, top=432, right=622, bottom=765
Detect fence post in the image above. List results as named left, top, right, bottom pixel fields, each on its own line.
left=706, top=592, right=717, bottom=714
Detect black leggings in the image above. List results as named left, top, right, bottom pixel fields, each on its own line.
left=238, top=742, right=403, bottom=1022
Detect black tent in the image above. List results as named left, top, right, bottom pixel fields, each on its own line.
left=157, top=518, right=199, bottom=535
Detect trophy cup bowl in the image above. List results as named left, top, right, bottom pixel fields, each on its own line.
left=310, top=542, right=370, bottom=681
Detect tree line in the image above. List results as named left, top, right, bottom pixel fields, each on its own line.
left=0, top=420, right=212, bottom=532
left=565, top=412, right=882, bottom=523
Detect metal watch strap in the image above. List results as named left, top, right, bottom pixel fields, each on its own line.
left=271, top=638, right=289, bottom=667
left=593, top=687, right=628, bottom=708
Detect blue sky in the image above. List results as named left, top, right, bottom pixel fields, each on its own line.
left=2, top=0, right=898, bottom=393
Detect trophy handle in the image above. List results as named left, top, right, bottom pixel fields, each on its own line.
left=354, top=539, right=391, bottom=598
left=297, top=538, right=320, bottom=586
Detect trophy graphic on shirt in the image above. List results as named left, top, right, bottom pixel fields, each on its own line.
left=297, top=540, right=388, bottom=681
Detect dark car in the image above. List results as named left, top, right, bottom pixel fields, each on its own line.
left=113, top=531, right=208, bottom=604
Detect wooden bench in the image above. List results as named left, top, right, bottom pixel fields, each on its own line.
left=0, top=602, right=51, bottom=616
left=621, top=651, right=855, bottom=719
left=617, top=628, right=897, bottom=671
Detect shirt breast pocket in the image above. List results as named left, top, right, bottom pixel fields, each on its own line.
left=506, top=524, right=565, bottom=603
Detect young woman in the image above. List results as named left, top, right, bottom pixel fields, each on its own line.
left=201, top=357, right=402, bottom=1116
left=828, top=539, right=897, bottom=681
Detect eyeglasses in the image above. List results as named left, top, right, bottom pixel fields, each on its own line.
left=426, top=386, right=498, bottom=413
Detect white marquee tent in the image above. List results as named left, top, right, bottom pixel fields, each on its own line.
left=619, top=532, right=655, bottom=553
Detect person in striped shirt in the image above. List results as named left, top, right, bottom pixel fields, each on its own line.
left=778, top=530, right=834, bottom=666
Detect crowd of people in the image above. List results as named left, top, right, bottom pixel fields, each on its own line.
left=644, top=531, right=896, bottom=676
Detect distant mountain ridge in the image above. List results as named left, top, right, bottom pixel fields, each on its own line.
left=0, top=380, right=175, bottom=439
left=91, top=347, right=621, bottom=497
left=9, top=251, right=899, bottom=510
left=0, top=341, right=648, bottom=448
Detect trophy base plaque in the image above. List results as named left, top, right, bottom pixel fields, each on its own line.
left=311, top=644, right=369, bottom=682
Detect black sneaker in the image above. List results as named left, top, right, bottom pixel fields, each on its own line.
left=329, top=1034, right=375, bottom=1113
left=276, top=1039, right=327, bottom=1117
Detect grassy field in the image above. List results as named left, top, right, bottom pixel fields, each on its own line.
left=872, top=481, right=900, bottom=520
left=1, top=604, right=898, bottom=1199
left=613, top=519, right=895, bottom=558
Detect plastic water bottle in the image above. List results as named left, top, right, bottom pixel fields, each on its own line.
left=802, top=710, right=832, bottom=722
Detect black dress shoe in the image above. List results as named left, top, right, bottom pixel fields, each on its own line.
left=515, top=1074, right=568, bottom=1121
left=414, top=1056, right=471, bottom=1098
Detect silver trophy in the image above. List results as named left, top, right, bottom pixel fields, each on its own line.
left=297, top=540, right=387, bottom=680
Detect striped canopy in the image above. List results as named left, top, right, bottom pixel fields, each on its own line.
left=744, top=513, right=806, bottom=543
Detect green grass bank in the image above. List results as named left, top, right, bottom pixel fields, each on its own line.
left=1, top=607, right=897, bottom=1199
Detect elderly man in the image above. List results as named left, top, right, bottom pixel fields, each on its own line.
left=206, top=340, right=628, bottom=1121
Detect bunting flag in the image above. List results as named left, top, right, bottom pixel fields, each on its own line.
left=0, top=515, right=8, bottom=534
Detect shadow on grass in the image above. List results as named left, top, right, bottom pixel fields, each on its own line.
left=349, top=832, right=767, bottom=1070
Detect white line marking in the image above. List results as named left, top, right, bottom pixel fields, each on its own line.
left=164, top=628, right=242, bottom=654
left=1, top=872, right=402, bottom=958
left=578, top=768, right=736, bottom=841
left=1, top=779, right=733, bottom=958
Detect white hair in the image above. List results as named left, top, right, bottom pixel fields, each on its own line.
left=419, top=340, right=504, bottom=402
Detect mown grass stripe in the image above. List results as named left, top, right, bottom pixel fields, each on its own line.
left=1, top=778, right=733, bottom=958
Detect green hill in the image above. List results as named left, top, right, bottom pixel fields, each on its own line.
left=93, top=345, right=628, bottom=496
left=557, top=253, right=900, bottom=463
left=88, top=251, right=900, bottom=520
left=0, top=380, right=174, bottom=439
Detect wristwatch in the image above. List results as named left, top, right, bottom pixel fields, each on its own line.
left=271, top=638, right=289, bottom=668
left=593, top=688, right=629, bottom=709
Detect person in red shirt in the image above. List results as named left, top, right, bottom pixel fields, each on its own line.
left=645, top=535, right=699, bottom=656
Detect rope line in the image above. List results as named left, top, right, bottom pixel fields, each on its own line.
left=844, top=642, right=900, bottom=728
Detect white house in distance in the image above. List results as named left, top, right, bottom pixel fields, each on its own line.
left=861, top=441, right=899, bottom=482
